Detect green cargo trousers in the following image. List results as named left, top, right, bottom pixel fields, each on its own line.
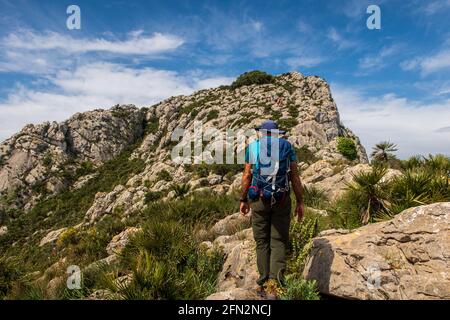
left=250, top=195, right=291, bottom=286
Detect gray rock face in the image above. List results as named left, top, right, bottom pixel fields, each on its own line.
left=0, top=105, right=144, bottom=213
left=39, top=227, right=67, bottom=247
left=0, top=225, right=7, bottom=236
left=303, top=202, right=450, bottom=300
left=211, top=212, right=251, bottom=236
left=1, top=71, right=371, bottom=234
left=206, top=228, right=261, bottom=300
left=106, top=227, right=140, bottom=255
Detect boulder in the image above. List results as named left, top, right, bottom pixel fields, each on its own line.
left=106, top=227, right=140, bottom=255
left=206, top=228, right=262, bottom=300
left=0, top=225, right=7, bottom=236
left=303, top=202, right=450, bottom=300
left=211, top=212, right=251, bottom=237
left=207, top=174, right=222, bottom=185
left=39, top=227, right=67, bottom=247
left=303, top=163, right=401, bottom=200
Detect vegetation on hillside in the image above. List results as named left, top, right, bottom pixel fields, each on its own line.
left=337, top=137, right=357, bottom=161
left=230, top=70, right=274, bottom=89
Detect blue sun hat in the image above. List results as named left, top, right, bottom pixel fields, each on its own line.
left=256, top=120, right=286, bottom=134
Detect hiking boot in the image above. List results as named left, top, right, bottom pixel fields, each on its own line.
left=256, top=285, right=266, bottom=298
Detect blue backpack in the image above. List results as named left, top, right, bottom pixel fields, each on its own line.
left=247, top=137, right=292, bottom=205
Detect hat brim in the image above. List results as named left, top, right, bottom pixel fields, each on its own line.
left=255, top=128, right=286, bottom=134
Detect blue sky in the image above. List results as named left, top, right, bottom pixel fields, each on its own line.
left=0, top=0, right=449, bottom=158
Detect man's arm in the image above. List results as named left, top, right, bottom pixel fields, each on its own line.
left=239, top=163, right=252, bottom=215
left=289, top=161, right=305, bottom=220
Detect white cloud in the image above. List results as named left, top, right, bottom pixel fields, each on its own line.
left=3, top=30, right=184, bottom=55
left=358, top=44, right=402, bottom=71
left=401, top=49, right=450, bottom=75
left=250, top=20, right=263, bottom=32
left=420, top=49, right=450, bottom=74
left=0, top=29, right=184, bottom=75
left=286, top=56, right=324, bottom=68
left=422, top=0, right=450, bottom=15
left=0, top=63, right=232, bottom=142
left=331, top=84, right=450, bottom=158
left=327, top=27, right=357, bottom=50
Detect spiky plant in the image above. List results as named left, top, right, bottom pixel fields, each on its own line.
left=171, top=183, right=191, bottom=199
left=389, top=167, right=450, bottom=214
left=371, top=141, right=398, bottom=164
left=401, top=155, right=424, bottom=171
left=302, top=185, right=328, bottom=209
left=279, top=275, right=320, bottom=300
left=423, top=154, right=450, bottom=176
left=346, top=165, right=390, bottom=224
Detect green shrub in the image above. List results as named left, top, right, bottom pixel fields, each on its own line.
left=302, top=185, right=328, bottom=208
left=278, top=117, right=298, bottom=130
left=287, top=101, right=299, bottom=118
left=156, top=170, right=172, bottom=182
left=0, top=257, right=25, bottom=298
left=76, top=161, right=95, bottom=177
left=230, top=70, right=274, bottom=89
left=171, top=184, right=191, bottom=199
left=206, top=110, right=219, bottom=122
left=282, top=82, right=296, bottom=95
left=145, top=118, right=159, bottom=135
left=287, top=216, right=318, bottom=273
left=160, top=192, right=238, bottom=226
left=42, top=153, right=53, bottom=168
left=111, top=106, right=133, bottom=119
left=295, top=146, right=318, bottom=165
left=57, top=227, right=79, bottom=247
left=271, top=109, right=282, bottom=120
left=106, top=192, right=235, bottom=300
left=144, top=191, right=164, bottom=204
left=280, top=275, right=320, bottom=300
left=326, top=194, right=365, bottom=230
left=337, top=137, right=357, bottom=161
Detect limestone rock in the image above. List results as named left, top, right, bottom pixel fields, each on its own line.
left=106, top=227, right=140, bottom=255
left=0, top=225, right=7, bottom=236
left=303, top=163, right=401, bottom=200
left=0, top=105, right=144, bottom=213
left=303, top=202, right=450, bottom=300
left=39, top=227, right=67, bottom=247
left=211, top=212, right=251, bottom=237
left=206, top=228, right=261, bottom=300
left=84, top=185, right=147, bottom=223
left=207, top=174, right=222, bottom=185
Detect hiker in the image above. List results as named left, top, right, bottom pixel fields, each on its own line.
left=239, top=120, right=304, bottom=299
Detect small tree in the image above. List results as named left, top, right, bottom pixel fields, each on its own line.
left=371, top=141, right=398, bottom=164
left=346, top=165, right=390, bottom=224
left=230, top=70, right=274, bottom=89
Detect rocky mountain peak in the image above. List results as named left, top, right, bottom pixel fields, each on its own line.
left=0, top=70, right=367, bottom=219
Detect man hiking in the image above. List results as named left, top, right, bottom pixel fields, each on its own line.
left=239, top=120, right=305, bottom=299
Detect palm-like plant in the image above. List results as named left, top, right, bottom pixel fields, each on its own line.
left=401, top=155, right=423, bottom=171
left=346, top=165, right=390, bottom=224
left=423, top=154, right=450, bottom=176
left=171, top=183, right=191, bottom=199
left=371, top=141, right=398, bottom=164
